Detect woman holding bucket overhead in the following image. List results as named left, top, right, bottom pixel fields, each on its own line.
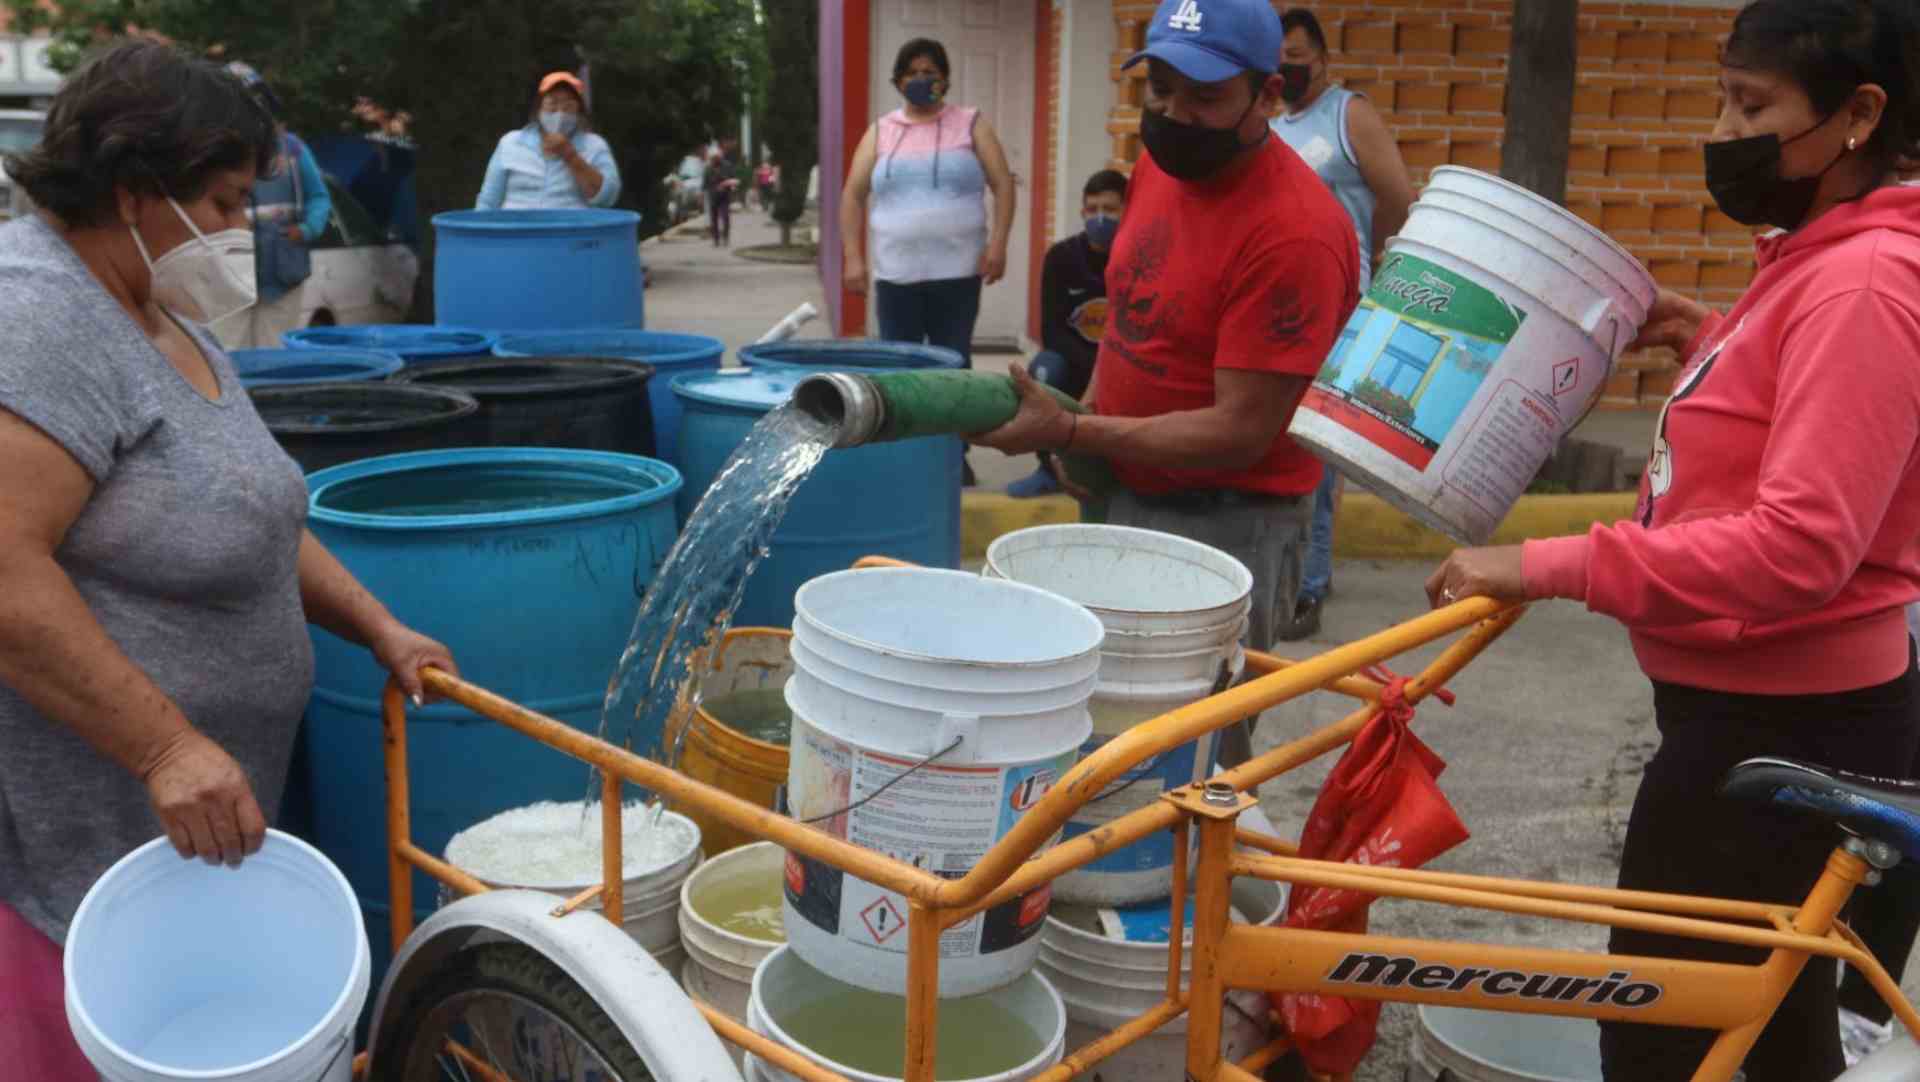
left=0, top=41, right=457, bottom=1074
left=1428, top=2, right=1920, bottom=1077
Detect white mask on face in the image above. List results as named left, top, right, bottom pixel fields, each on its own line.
left=129, top=197, right=256, bottom=324
left=539, top=111, right=578, bottom=136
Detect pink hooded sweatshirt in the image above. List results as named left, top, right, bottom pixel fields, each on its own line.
left=1524, top=182, right=1920, bottom=695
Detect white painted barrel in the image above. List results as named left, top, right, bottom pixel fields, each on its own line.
left=783, top=568, right=1103, bottom=997
left=984, top=525, right=1252, bottom=905
left=1289, top=166, right=1657, bottom=544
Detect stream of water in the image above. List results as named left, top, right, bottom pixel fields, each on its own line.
left=588, top=403, right=833, bottom=818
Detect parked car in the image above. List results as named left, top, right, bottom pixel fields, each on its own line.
left=0, top=109, right=46, bottom=220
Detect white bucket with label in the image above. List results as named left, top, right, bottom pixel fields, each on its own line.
left=64, top=831, right=370, bottom=1082
left=1037, top=879, right=1280, bottom=1082
left=679, top=840, right=787, bottom=1033
left=443, top=802, right=702, bottom=966
left=783, top=567, right=1104, bottom=997
left=1406, top=1006, right=1602, bottom=1081
left=748, top=945, right=1066, bottom=1082
left=984, top=525, right=1252, bottom=906
left=1288, top=166, right=1657, bottom=544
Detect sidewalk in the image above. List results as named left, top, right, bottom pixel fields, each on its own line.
left=641, top=206, right=832, bottom=358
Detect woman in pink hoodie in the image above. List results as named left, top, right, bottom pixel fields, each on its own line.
left=1429, top=2, right=1920, bottom=1077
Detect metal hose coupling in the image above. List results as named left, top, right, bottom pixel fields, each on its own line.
left=792, top=371, right=887, bottom=449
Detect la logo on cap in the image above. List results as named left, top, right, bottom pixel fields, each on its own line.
left=1168, top=0, right=1203, bottom=32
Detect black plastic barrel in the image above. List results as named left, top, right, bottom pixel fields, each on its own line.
left=248, top=383, right=483, bottom=474
left=390, top=356, right=657, bottom=458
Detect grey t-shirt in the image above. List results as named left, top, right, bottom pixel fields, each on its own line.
left=0, top=215, right=314, bottom=942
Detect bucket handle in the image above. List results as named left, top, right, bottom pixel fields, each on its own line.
left=935, top=713, right=980, bottom=763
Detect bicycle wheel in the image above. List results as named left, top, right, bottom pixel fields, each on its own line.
left=371, top=939, right=655, bottom=1082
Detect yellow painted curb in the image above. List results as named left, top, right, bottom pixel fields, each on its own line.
left=959, top=490, right=1637, bottom=561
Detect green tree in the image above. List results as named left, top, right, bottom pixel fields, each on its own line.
left=759, top=0, right=816, bottom=246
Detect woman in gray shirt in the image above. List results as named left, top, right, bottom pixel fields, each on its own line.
left=0, top=41, right=457, bottom=1074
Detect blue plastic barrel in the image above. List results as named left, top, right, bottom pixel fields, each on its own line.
left=283, top=324, right=497, bottom=363
left=672, top=369, right=961, bottom=628
left=299, top=447, right=680, bottom=1002
left=433, top=209, right=644, bottom=333
left=736, top=338, right=964, bottom=569
left=229, top=348, right=404, bottom=388
left=492, top=330, right=724, bottom=464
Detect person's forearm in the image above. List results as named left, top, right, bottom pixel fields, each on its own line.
left=299, top=531, right=398, bottom=647
left=840, top=192, right=867, bottom=264
left=560, top=148, right=604, bottom=201
left=989, top=180, right=1016, bottom=248
left=0, top=555, right=193, bottom=777
left=1073, top=406, right=1282, bottom=471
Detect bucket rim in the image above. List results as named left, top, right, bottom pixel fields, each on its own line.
left=63, top=829, right=369, bottom=1080
left=750, top=945, right=1067, bottom=1082
left=282, top=324, right=499, bottom=357
left=304, top=447, right=684, bottom=531
left=230, top=347, right=406, bottom=388
left=389, top=355, right=657, bottom=399
left=678, top=841, right=790, bottom=950
left=246, top=382, right=481, bottom=436
left=670, top=368, right=804, bottom=413
left=492, top=329, right=725, bottom=368
left=984, top=524, right=1255, bottom=618
left=738, top=338, right=966, bottom=372
left=444, top=807, right=702, bottom=893
left=1424, top=167, right=1655, bottom=298
left=432, top=207, right=643, bottom=231
left=795, top=568, right=1107, bottom=671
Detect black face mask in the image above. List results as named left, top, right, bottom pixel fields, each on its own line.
left=1704, top=114, right=1851, bottom=231
left=1140, top=99, right=1261, bottom=183
left=1279, top=64, right=1313, bottom=105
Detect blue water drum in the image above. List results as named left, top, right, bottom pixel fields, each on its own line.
left=737, top=338, right=964, bottom=570
left=493, top=330, right=724, bottom=465
left=283, top=324, right=497, bottom=365
left=229, top=348, right=404, bottom=388
left=672, top=369, right=961, bottom=629
left=299, top=447, right=680, bottom=996
left=433, top=209, right=644, bottom=333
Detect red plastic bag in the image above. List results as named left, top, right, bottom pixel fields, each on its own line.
left=1274, top=675, right=1469, bottom=1075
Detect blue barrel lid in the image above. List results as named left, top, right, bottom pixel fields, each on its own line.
left=283, top=325, right=498, bottom=360
left=432, top=208, right=642, bottom=233
left=305, top=447, right=682, bottom=532
left=493, top=330, right=724, bottom=371
left=669, top=368, right=805, bottom=414
left=230, top=348, right=404, bottom=387
left=737, top=338, right=963, bottom=372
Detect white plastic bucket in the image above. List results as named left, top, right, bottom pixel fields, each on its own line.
left=1406, top=1006, right=1602, bottom=1081
left=1037, top=879, right=1280, bottom=1082
left=749, top=945, right=1066, bottom=1082
left=444, top=803, right=703, bottom=960
left=1288, top=166, right=1658, bottom=544
left=64, top=831, right=370, bottom=1082
left=680, top=841, right=787, bottom=1028
left=783, top=567, right=1104, bottom=997
left=984, top=525, right=1253, bottom=905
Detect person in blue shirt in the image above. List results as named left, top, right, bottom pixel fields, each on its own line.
left=476, top=72, right=621, bottom=211
left=213, top=61, right=333, bottom=350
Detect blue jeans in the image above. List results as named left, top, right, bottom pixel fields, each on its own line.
left=874, top=276, right=983, bottom=367
left=1301, top=466, right=1337, bottom=603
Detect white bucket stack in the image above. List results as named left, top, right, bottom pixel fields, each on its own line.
left=64, top=832, right=370, bottom=1082
left=1037, top=879, right=1283, bottom=1082
left=782, top=567, right=1104, bottom=997
left=984, top=525, right=1252, bottom=906
left=444, top=802, right=704, bottom=974
left=1289, top=166, right=1657, bottom=544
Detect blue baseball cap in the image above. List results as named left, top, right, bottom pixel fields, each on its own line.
left=1124, top=0, right=1283, bottom=84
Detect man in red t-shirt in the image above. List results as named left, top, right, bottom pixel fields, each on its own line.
left=973, top=0, right=1359, bottom=770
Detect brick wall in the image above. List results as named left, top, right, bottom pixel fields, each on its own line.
left=1106, top=0, right=1747, bottom=409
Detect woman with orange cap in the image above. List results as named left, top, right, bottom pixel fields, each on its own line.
left=476, top=70, right=621, bottom=210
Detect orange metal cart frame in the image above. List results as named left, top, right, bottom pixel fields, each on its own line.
left=375, top=583, right=1920, bottom=1082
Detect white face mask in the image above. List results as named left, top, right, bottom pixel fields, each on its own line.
left=129, top=197, right=256, bottom=324
left=539, top=111, right=579, bottom=136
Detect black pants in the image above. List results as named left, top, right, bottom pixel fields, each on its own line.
left=1838, top=648, right=1920, bottom=1025
left=709, top=192, right=731, bottom=244
left=1599, top=656, right=1919, bottom=1081
left=874, top=276, right=982, bottom=368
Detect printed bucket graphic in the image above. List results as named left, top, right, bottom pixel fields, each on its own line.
left=1289, top=167, right=1656, bottom=544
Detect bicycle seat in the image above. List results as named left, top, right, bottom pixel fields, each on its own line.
left=1719, top=757, right=1920, bottom=864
